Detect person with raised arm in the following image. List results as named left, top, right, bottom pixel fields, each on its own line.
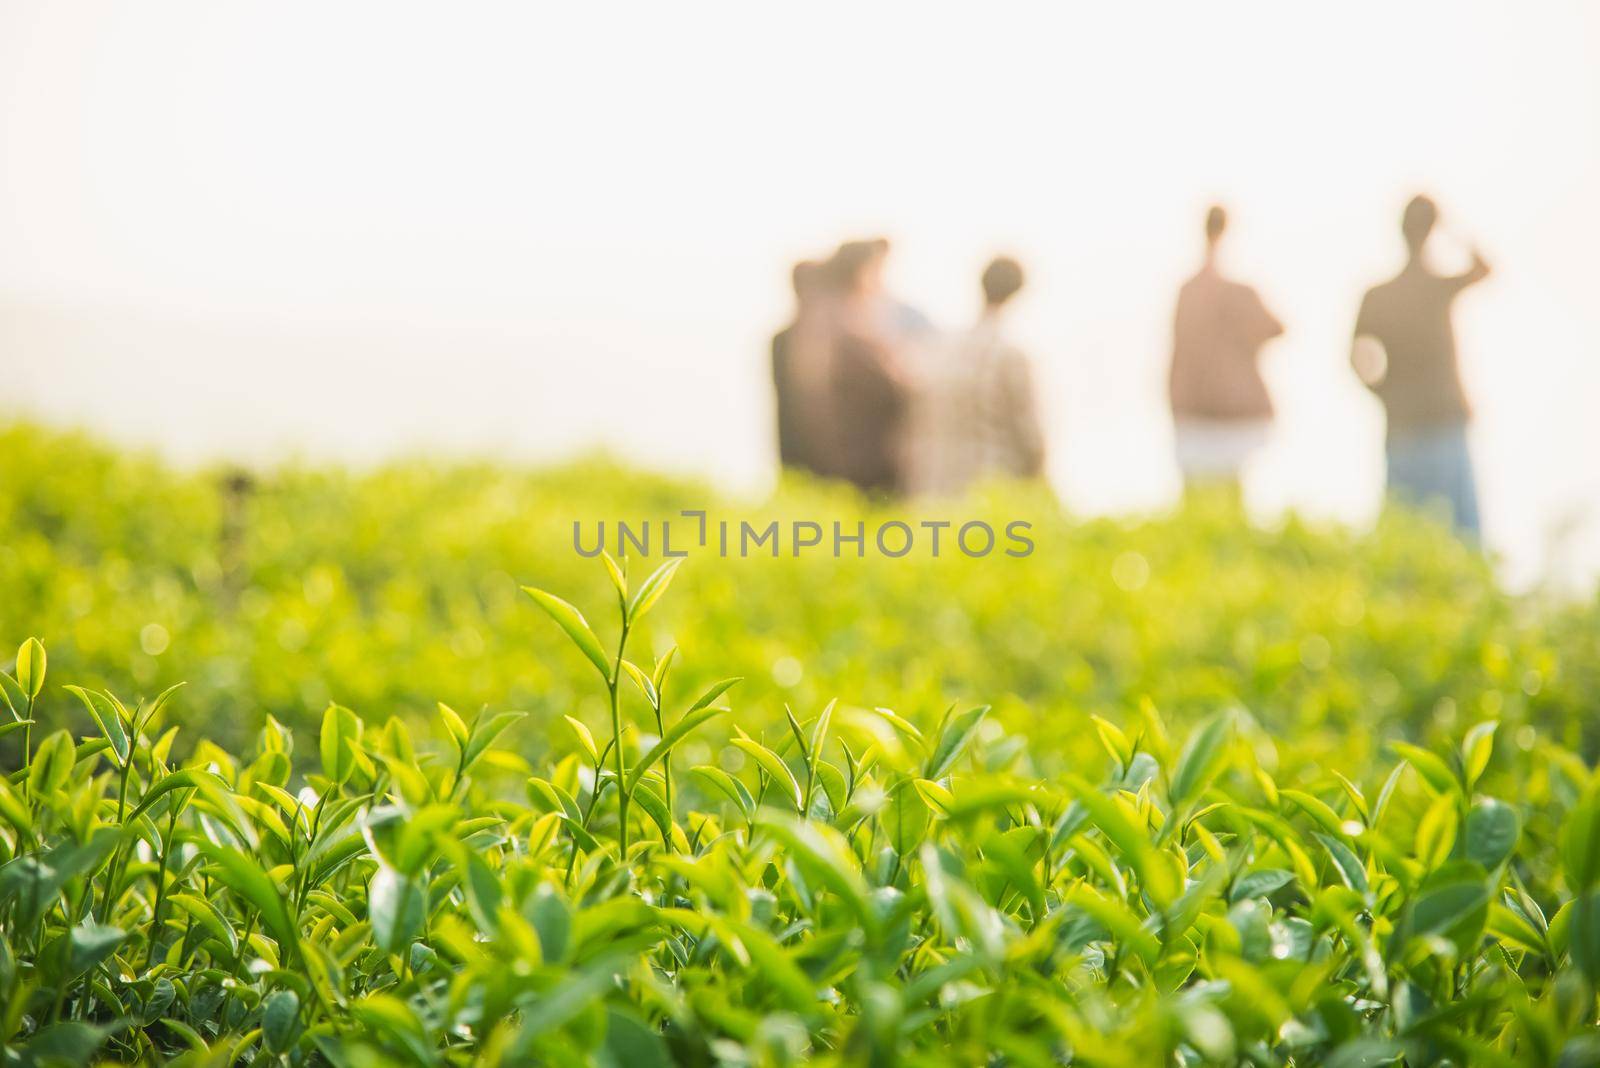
left=1352, top=194, right=1491, bottom=535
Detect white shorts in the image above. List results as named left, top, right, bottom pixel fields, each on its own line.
left=1174, top=419, right=1271, bottom=480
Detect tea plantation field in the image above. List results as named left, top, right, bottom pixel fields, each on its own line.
left=3, top=423, right=1600, bottom=1064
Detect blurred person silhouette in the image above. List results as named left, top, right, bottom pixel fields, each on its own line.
left=771, top=259, right=835, bottom=476
left=905, top=255, right=1045, bottom=496
left=856, top=236, right=936, bottom=343
left=821, top=239, right=911, bottom=495
left=1168, top=205, right=1285, bottom=493
left=1352, top=194, right=1491, bottom=536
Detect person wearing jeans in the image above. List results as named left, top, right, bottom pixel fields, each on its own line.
left=1353, top=194, right=1491, bottom=537
left=1383, top=423, right=1480, bottom=534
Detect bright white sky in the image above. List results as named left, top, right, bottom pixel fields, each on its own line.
left=3, top=2, right=1598, bottom=586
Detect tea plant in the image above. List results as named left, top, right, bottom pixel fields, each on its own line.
left=4, top=561, right=1600, bottom=1065
left=6, top=421, right=1598, bottom=765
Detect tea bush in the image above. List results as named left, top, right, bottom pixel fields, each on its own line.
left=5, top=423, right=1600, bottom=1062
left=4, top=558, right=1600, bottom=1066
left=3, top=422, right=1598, bottom=771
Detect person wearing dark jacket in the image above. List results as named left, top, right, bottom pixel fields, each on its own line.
left=771, top=260, right=830, bottom=475
left=822, top=240, right=910, bottom=495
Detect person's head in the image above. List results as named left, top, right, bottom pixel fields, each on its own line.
left=1204, top=205, right=1228, bottom=248
left=980, top=255, right=1025, bottom=311
left=791, top=260, right=824, bottom=305
left=826, top=238, right=889, bottom=299
left=1402, top=194, right=1438, bottom=254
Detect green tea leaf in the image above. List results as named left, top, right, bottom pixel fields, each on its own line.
left=604, top=1007, right=671, bottom=1068
left=1390, top=742, right=1460, bottom=797
left=1316, top=833, right=1370, bottom=896
left=650, top=646, right=678, bottom=695
left=319, top=703, right=362, bottom=786
left=564, top=715, right=600, bottom=763
left=1408, top=874, right=1490, bottom=954
left=883, top=778, right=930, bottom=857
left=523, top=586, right=613, bottom=681
left=28, top=729, right=75, bottom=795
left=1415, top=792, right=1459, bottom=871
left=1564, top=781, right=1600, bottom=891
left=687, top=677, right=742, bottom=714
left=167, top=892, right=240, bottom=954
left=462, top=710, right=525, bottom=771
left=67, top=923, right=125, bottom=976
left=66, top=686, right=130, bottom=765
left=127, top=768, right=221, bottom=825
left=1569, top=889, right=1600, bottom=985
left=925, top=705, right=989, bottom=780
left=261, top=989, right=301, bottom=1055
left=912, top=778, right=955, bottom=817
left=1062, top=774, right=1179, bottom=906
left=1281, top=789, right=1349, bottom=839
left=1464, top=798, right=1520, bottom=870
left=15, top=637, right=45, bottom=700
left=368, top=865, right=426, bottom=955
left=631, top=779, right=674, bottom=841
left=437, top=702, right=469, bottom=750
left=192, top=840, right=300, bottom=957
left=627, top=705, right=727, bottom=794
left=626, top=556, right=683, bottom=624
left=1461, top=720, right=1498, bottom=788
left=348, top=994, right=433, bottom=1065
left=689, top=765, right=755, bottom=817
left=601, top=550, right=628, bottom=600
left=621, top=659, right=659, bottom=707
left=1168, top=708, right=1233, bottom=808
left=1090, top=714, right=1134, bottom=767
left=756, top=812, right=876, bottom=934
left=1062, top=883, right=1160, bottom=963
left=732, top=732, right=803, bottom=812
left=1230, top=869, right=1295, bottom=903
left=16, top=1023, right=112, bottom=1065
left=807, top=698, right=837, bottom=763
left=529, top=883, right=572, bottom=963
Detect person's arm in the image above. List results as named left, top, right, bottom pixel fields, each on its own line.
left=1250, top=287, right=1285, bottom=344
left=1446, top=248, right=1492, bottom=294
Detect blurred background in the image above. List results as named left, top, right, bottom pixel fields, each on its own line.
left=3, top=0, right=1598, bottom=589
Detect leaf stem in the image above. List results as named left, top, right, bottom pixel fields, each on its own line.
left=609, top=619, right=632, bottom=858
left=99, top=756, right=136, bottom=922
left=22, top=692, right=34, bottom=782
left=144, top=802, right=183, bottom=970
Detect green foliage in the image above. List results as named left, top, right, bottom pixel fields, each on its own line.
left=5, top=423, right=1600, bottom=1062
left=5, top=421, right=1600, bottom=773
left=4, top=560, right=1600, bottom=1065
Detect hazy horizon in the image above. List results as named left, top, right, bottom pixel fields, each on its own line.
left=4, top=1, right=1598, bottom=588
